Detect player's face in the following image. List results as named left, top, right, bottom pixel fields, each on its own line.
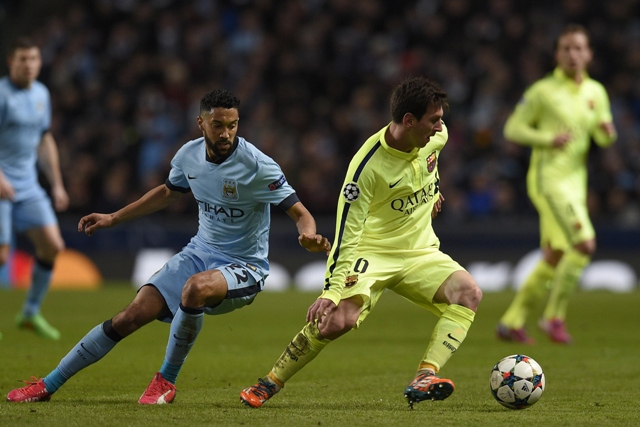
left=197, top=107, right=239, bottom=160
left=555, top=32, right=592, bottom=78
left=408, top=106, right=444, bottom=149
left=7, top=47, right=42, bottom=88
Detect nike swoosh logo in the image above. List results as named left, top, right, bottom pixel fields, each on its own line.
left=80, top=343, right=97, bottom=357
left=173, top=334, right=189, bottom=341
left=389, top=178, right=403, bottom=188
left=157, top=390, right=173, bottom=404
left=187, top=174, right=197, bottom=179
left=447, top=333, right=461, bottom=343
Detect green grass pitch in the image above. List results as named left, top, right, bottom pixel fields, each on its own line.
left=1, top=284, right=639, bottom=426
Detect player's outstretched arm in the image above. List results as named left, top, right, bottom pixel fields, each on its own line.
left=78, top=184, right=182, bottom=236
left=286, top=202, right=331, bottom=255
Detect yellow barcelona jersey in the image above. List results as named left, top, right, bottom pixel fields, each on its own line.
left=504, top=68, right=616, bottom=199
left=322, top=123, right=448, bottom=305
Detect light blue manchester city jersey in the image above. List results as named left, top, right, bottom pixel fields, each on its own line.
left=166, top=136, right=297, bottom=274
left=0, top=76, right=51, bottom=201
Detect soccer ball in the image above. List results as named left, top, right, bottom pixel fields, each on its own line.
left=489, top=354, right=545, bottom=409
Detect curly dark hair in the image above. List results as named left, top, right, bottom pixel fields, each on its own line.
left=200, top=89, right=241, bottom=113
left=390, top=77, right=448, bottom=123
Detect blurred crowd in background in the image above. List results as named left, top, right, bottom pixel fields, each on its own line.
left=2, top=0, right=640, bottom=226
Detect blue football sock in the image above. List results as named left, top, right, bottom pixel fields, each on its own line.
left=23, top=259, right=53, bottom=317
left=160, top=304, right=204, bottom=384
left=43, top=321, right=121, bottom=393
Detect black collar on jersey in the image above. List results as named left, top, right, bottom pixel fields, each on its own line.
left=206, top=136, right=239, bottom=164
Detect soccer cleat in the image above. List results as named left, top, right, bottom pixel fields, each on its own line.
left=240, top=377, right=281, bottom=408
left=539, top=318, right=572, bottom=344
left=7, top=377, right=52, bottom=402
left=16, top=313, right=61, bottom=341
left=404, top=371, right=454, bottom=409
left=496, top=323, right=535, bottom=344
left=138, top=372, right=176, bottom=404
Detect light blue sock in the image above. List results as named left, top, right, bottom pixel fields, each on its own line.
left=160, top=304, right=204, bottom=384
left=23, top=259, right=53, bottom=317
left=43, top=321, right=121, bottom=393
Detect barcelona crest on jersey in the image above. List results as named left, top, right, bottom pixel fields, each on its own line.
left=426, top=151, right=437, bottom=173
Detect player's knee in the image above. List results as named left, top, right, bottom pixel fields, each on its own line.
left=0, top=245, right=9, bottom=266
left=37, top=240, right=65, bottom=262
left=182, top=274, right=224, bottom=307
left=464, top=282, right=483, bottom=311
left=454, top=279, right=483, bottom=312
left=575, top=240, right=596, bottom=256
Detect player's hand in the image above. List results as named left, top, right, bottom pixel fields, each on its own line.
left=78, top=213, right=115, bottom=236
left=600, top=122, right=616, bottom=138
left=299, top=233, right=331, bottom=255
left=306, top=297, right=337, bottom=325
left=51, top=184, right=69, bottom=212
left=432, top=192, right=445, bottom=219
left=0, top=176, right=15, bottom=201
left=552, top=132, right=571, bottom=148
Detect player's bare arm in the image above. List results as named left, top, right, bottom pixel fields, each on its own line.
left=552, top=132, right=571, bottom=148
left=78, top=184, right=182, bottom=236
left=0, top=168, right=15, bottom=201
left=38, top=132, right=69, bottom=211
left=286, top=201, right=331, bottom=254
left=432, top=192, right=445, bottom=219
left=600, top=121, right=616, bottom=138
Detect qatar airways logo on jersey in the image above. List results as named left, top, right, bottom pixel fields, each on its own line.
left=390, top=182, right=438, bottom=216
left=195, top=199, right=245, bottom=223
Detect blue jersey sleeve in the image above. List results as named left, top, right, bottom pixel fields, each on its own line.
left=252, top=158, right=295, bottom=205
left=166, top=148, right=190, bottom=190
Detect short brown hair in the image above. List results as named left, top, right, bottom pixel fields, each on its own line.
left=390, top=77, right=448, bottom=123
left=554, top=24, right=590, bottom=50
left=8, top=37, right=39, bottom=56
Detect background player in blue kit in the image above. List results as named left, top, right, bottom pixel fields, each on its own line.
left=7, top=88, right=331, bottom=404
left=0, top=37, right=69, bottom=341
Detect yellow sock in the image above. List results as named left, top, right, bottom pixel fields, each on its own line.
left=270, top=322, right=331, bottom=384
left=544, top=250, right=590, bottom=320
left=500, top=260, right=555, bottom=328
left=420, top=304, right=475, bottom=372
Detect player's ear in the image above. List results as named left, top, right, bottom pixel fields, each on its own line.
left=403, top=113, right=415, bottom=128
left=196, top=115, right=204, bottom=132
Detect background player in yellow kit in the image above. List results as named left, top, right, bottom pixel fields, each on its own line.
left=240, top=77, right=482, bottom=408
left=497, top=24, right=617, bottom=344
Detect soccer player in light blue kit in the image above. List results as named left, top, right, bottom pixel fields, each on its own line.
left=0, top=37, right=69, bottom=341
left=7, top=89, right=331, bottom=404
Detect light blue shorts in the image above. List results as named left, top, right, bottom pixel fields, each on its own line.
left=0, top=194, right=58, bottom=244
left=147, top=239, right=267, bottom=322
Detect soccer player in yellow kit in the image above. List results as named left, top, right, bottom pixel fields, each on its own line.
left=497, top=24, right=617, bottom=344
left=240, top=77, right=482, bottom=408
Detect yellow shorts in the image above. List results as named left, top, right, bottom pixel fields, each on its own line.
left=340, top=248, right=466, bottom=329
left=530, top=192, right=595, bottom=250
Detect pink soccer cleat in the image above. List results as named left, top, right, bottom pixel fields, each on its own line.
left=7, top=377, right=51, bottom=402
left=138, top=372, right=176, bottom=404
